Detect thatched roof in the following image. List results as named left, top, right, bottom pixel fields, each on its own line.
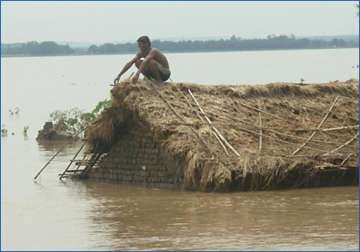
left=86, top=79, right=358, bottom=191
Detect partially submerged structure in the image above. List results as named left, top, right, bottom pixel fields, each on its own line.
left=65, top=79, right=358, bottom=192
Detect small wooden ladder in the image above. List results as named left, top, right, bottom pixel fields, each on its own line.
left=59, top=143, right=104, bottom=180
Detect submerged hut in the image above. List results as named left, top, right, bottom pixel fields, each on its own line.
left=74, top=79, right=358, bottom=192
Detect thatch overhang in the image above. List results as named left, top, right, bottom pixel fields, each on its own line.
left=85, top=79, right=358, bottom=191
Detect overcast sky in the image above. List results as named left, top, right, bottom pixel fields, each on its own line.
left=1, top=1, right=359, bottom=44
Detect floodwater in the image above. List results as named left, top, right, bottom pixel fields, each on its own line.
left=1, top=49, right=359, bottom=250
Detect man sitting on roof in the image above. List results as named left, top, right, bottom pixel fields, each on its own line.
left=114, top=35, right=171, bottom=84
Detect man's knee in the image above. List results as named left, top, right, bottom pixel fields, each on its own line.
left=147, top=59, right=160, bottom=71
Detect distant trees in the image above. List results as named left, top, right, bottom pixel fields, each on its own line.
left=2, top=35, right=358, bottom=57
left=87, top=35, right=358, bottom=55
left=87, top=42, right=136, bottom=55
left=2, top=41, right=74, bottom=56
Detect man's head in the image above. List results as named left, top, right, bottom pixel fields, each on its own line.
left=137, top=35, right=151, bottom=51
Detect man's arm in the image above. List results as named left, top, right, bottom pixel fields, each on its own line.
left=114, top=55, right=139, bottom=84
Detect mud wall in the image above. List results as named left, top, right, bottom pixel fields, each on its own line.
left=87, top=126, right=184, bottom=188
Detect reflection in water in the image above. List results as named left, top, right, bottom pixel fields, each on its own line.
left=36, top=139, right=83, bottom=156
left=81, top=182, right=358, bottom=250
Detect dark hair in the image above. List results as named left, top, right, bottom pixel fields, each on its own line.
left=137, top=35, right=151, bottom=46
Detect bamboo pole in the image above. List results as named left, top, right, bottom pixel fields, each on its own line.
left=258, top=102, right=263, bottom=154
left=207, top=112, right=341, bottom=145
left=210, top=129, right=230, bottom=155
left=232, top=124, right=331, bottom=153
left=202, top=103, right=340, bottom=145
left=33, top=128, right=86, bottom=180
left=291, top=96, right=339, bottom=156
left=175, top=87, right=229, bottom=155
left=294, top=125, right=358, bottom=132
left=146, top=79, right=212, bottom=154
left=212, top=127, right=240, bottom=157
left=167, top=119, right=344, bottom=146
left=340, top=153, right=353, bottom=166
left=237, top=101, right=287, bottom=121
left=176, top=86, right=205, bottom=123
left=188, top=89, right=240, bottom=157
left=323, top=133, right=358, bottom=156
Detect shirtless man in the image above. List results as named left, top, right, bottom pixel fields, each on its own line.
left=114, top=36, right=171, bottom=84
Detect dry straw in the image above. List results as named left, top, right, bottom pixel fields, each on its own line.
left=84, top=79, right=358, bottom=191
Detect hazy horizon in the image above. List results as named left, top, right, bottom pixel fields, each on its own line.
left=2, top=1, right=358, bottom=44
left=2, top=34, right=359, bottom=50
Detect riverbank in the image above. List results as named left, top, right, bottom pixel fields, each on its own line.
left=74, top=79, right=359, bottom=192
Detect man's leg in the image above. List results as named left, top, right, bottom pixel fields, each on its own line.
left=136, top=59, right=162, bottom=81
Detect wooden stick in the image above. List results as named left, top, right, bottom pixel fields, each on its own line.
left=203, top=104, right=332, bottom=145
left=188, top=89, right=240, bottom=157
left=146, top=79, right=212, bottom=154
left=110, top=72, right=134, bottom=86
left=237, top=101, right=287, bottom=121
left=173, top=86, right=228, bottom=155
left=176, top=86, right=205, bottom=123
left=340, top=153, right=353, bottom=166
left=189, top=116, right=342, bottom=146
left=34, top=146, right=67, bottom=180
left=291, top=96, right=339, bottom=156
left=294, top=125, right=358, bottom=132
left=211, top=112, right=341, bottom=145
left=323, top=133, right=358, bottom=156
left=258, top=102, right=263, bottom=154
left=212, top=127, right=240, bottom=157
left=176, top=87, right=229, bottom=155
left=128, top=72, right=135, bottom=80
left=33, top=129, right=86, bottom=180
left=233, top=124, right=332, bottom=153
left=210, top=129, right=230, bottom=155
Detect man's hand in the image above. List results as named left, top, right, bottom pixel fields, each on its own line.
left=114, top=74, right=121, bottom=85
left=132, top=72, right=140, bottom=84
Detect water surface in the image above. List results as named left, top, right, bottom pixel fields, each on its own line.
left=1, top=49, right=358, bottom=250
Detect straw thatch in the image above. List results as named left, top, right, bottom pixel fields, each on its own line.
left=85, top=78, right=358, bottom=191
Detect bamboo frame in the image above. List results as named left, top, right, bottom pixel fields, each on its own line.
left=176, top=87, right=228, bottom=155
left=237, top=100, right=288, bottom=121
left=146, top=79, right=212, bottom=154
left=291, top=96, right=339, bottom=156
left=188, top=89, right=240, bottom=157
left=294, top=125, right=358, bottom=132
left=341, top=153, right=353, bottom=166
left=323, top=133, right=358, bottom=156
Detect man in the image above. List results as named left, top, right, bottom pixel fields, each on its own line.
left=114, top=36, right=171, bottom=84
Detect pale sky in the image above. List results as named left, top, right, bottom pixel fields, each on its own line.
left=1, top=1, right=359, bottom=44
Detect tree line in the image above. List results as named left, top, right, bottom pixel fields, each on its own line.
left=2, top=35, right=358, bottom=57
left=2, top=41, right=74, bottom=56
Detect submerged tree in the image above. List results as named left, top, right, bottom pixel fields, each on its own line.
left=49, top=99, right=112, bottom=137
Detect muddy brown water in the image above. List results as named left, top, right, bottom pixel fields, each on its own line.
left=1, top=49, right=358, bottom=250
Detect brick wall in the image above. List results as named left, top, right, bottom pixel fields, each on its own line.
left=87, top=126, right=184, bottom=188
